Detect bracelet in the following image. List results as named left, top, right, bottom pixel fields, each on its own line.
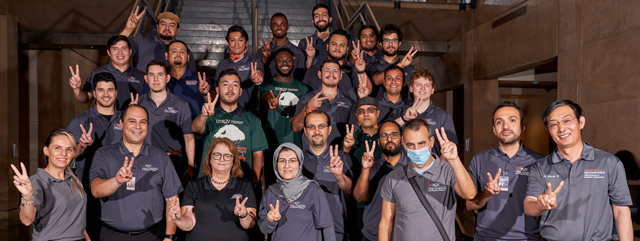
left=21, top=199, right=33, bottom=206
left=239, top=211, right=248, bottom=219
left=21, top=195, right=34, bottom=201
left=357, top=69, right=366, bottom=74
left=305, top=105, right=312, bottom=114
left=401, top=115, right=408, bottom=123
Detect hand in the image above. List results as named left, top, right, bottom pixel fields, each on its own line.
left=115, top=157, right=135, bottom=184
left=129, top=93, right=139, bottom=106
left=182, top=166, right=194, bottom=181
left=352, top=40, right=366, bottom=73
left=305, top=36, right=316, bottom=59
left=234, top=196, right=249, bottom=218
left=168, top=196, right=181, bottom=220
left=198, top=72, right=210, bottom=94
left=362, top=140, right=376, bottom=170
left=79, top=123, right=94, bottom=149
left=435, top=127, right=458, bottom=161
left=267, top=200, right=281, bottom=223
left=250, top=62, right=263, bottom=85
left=11, top=162, right=33, bottom=197
left=343, top=124, right=355, bottom=150
left=357, top=80, right=371, bottom=99
left=484, top=168, right=502, bottom=196
left=537, top=181, right=564, bottom=211
left=260, top=36, right=272, bottom=62
left=305, top=91, right=327, bottom=112
left=403, top=99, right=423, bottom=121
left=125, top=6, right=146, bottom=31
left=201, top=92, right=218, bottom=117
left=397, top=46, right=417, bottom=68
left=267, top=90, right=281, bottom=110
left=68, top=65, right=82, bottom=90
left=329, top=145, right=344, bottom=176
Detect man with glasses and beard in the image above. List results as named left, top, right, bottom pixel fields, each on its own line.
left=298, top=3, right=333, bottom=68
left=366, top=24, right=416, bottom=97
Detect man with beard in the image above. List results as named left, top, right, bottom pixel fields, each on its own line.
left=353, top=121, right=408, bottom=241
left=215, top=25, right=265, bottom=112
left=120, top=8, right=196, bottom=72
left=464, top=102, right=544, bottom=240
left=349, top=25, right=383, bottom=66
left=298, top=3, right=332, bottom=68
left=256, top=13, right=306, bottom=80
left=192, top=69, right=268, bottom=185
left=166, top=40, right=211, bottom=117
left=69, top=35, right=146, bottom=110
left=376, top=65, right=409, bottom=123
left=67, top=72, right=123, bottom=240
left=366, top=24, right=417, bottom=97
left=302, top=110, right=354, bottom=241
left=302, top=29, right=372, bottom=101
left=136, top=60, right=195, bottom=185
left=259, top=48, right=309, bottom=184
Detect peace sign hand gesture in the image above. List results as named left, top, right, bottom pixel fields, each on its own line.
left=305, top=36, right=316, bottom=59
left=329, top=145, right=344, bottom=176
left=343, top=124, right=355, bottom=150
left=267, top=200, right=281, bottom=223
left=235, top=196, right=249, bottom=218
left=435, top=127, right=458, bottom=162
left=11, top=162, right=33, bottom=198
left=260, top=36, right=272, bottom=63
left=198, top=72, right=210, bottom=94
left=352, top=40, right=366, bottom=73
left=362, top=141, right=376, bottom=170
left=306, top=91, right=327, bottom=112
left=537, top=181, right=564, bottom=211
left=68, top=64, right=82, bottom=90
left=484, top=168, right=502, bottom=196
left=116, top=157, right=135, bottom=184
left=201, top=93, right=218, bottom=117
left=129, top=93, right=139, bottom=106
left=125, top=6, right=146, bottom=31
left=168, top=196, right=182, bottom=220
left=79, top=123, right=94, bottom=149
left=398, top=46, right=417, bottom=68
left=403, top=99, right=423, bottom=122
left=267, top=90, right=281, bottom=110
left=250, top=62, right=264, bottom=85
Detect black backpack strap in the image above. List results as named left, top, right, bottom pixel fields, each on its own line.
left=404, top=165, right=450, bottom=241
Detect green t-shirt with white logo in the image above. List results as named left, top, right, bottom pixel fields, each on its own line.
left=259, top=78, right=309, bottom=147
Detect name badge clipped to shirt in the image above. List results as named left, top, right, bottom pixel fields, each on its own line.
left=126, top=177, right=136, bottom=191
left=498, top=176, right=509, bottom=192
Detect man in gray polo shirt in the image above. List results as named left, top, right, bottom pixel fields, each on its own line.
left=524, top=100, right=633, bottom=241
left=379, top=119, right=475, bottom=241
left=465, top=102, right=543, bottom=240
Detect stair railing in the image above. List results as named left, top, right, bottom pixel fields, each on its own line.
left=332, top=0, right=380, bottom=32
left=252, top=0, right=258, bottom=54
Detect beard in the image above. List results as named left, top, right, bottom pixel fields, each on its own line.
left=314, top=21, right=329, bottom=32
left=276, top=68, right=292, bottom=77
left=159, top=34, right=174, bottom=41
left=172, top=60, right=183, bottom=66
left=220, top=93, right=239, bottom=106
left=362, top=45, right=377, bottom=53
left=311, top=136, right=326, bottom=147
left=381, top=142, right=402, bottom=156
left=383, top=48, right=397, bottom=57
left=497, top=132, right=520, bottom=145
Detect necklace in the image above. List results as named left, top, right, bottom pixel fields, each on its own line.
left=211, top=176, right=230, bottom=185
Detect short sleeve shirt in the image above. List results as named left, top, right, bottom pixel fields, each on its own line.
left=182, top=177, right=257, bottom=241
left=259, top=78, right=309, bottom=147
left=302, top=61, right=359, bottom=101
left=255, top=39, right=307, bottom=80
left=168, top=67, right=212, bottom=117
left=139, top=92, right=193, bottom=152
left=525, top=142, right=632, bottom=241
left=295, top=89, right=354, bottom=147
left=130, top=34, right=196, bottom=73
left=405, top=100, right=458, bottom=157
left=89, top=142, right=183, bottom=231
left=365, top=57, right=415, bottom=97
left=297, top=32, right=329, bottom=67
left=376, top=95, right=407, bottom=123
left=214, top=55, right=264, bottom=111
left=81, top=63, right=146, bottom=110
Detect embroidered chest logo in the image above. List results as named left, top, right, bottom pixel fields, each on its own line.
left=336, top=101, right=350, bottom=109
left=185, top=80, right=198, bottom=86
left=515, top=167, right=529, bottom=176
left=113, top=123, right=122, bottom=130
left=290, top=201, right=306, bottom=209
left=427, top=183, right=447, bottom=192
left=238, top=65, right=250, bottom=72
left=141, top=164, right=158, bottom=172
left=424, top=118, right=436, bottom=126
left=323, top=165, right=331, bottom=173
left=584, top=169, right=605, bottom=179
left=164, top=107, right=179, bottom=114
left=128, top=76, right=140, bottom=83
left=230, top=194, right=243, bottom=200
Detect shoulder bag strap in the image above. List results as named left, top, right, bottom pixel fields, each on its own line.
left=404, top=165, right=450, bottom=241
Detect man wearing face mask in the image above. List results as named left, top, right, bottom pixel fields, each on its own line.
left=379, top=119, right=475, bottom=241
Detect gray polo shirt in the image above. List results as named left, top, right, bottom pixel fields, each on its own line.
left=138, top=92, right=192, bottom=152
left=81, top=63, right=147, bottom=110
left=214, top=55, right=265, bottom=111
left=361, top=153, right=410, bottom=241
left=526, top=142, right=632, bottom=241
left=376, top=94, right=407, bottom=123
left=380, top=155, right=457, bottom=241
left=468, top=143, right=544, bottom=241
left=297, top=32, right=329, bottom=67
left=404, top=100, right=458, bottom=157
left=365, top=57, right=415, bottom=97
left=255, top=38, right=307, bottom=80
left=363, top=49, right=383, bottom=66
left=28, top=168, right=86, bottom=241
left=302, top=61, right=359, bottom=101
left=130, top=34, right=196, bottom=73
left=89, top=142, right=183, bottom=231
left=295, top=89, right=354, bottom=147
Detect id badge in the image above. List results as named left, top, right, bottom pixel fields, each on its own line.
left=126, top=177, right=136, bottom=191
left=498, top=176, right=509, bottom=192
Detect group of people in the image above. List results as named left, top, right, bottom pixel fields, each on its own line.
left=11, top=3, right=634, bottom=241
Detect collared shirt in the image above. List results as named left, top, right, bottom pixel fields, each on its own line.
left=302, top=60, right=359, bottom=101
left=139, top=92, right=193, bottom=152
left=365, top=56, right=416, bottom=97
left=168, top=67, right=212, bottom=117
left=67, top=106, right=123, bottom=186
left=255, top=38, right=307, bottom=80
left=376, top=94, right=407, bottom=123
left=404, top=100, right=458, bottom=157
left=361, top=153, right=410, bottom=241
left=215, top=54, right=265, bottom=111
left=380, top=155, right=457, bottom=241
left=302, top=145, right=354, bottom=236
left=82, top=62, right=147, bottom=110
left=259, top=78, right=309, bottom=147
left=130, top=34, right=196, bottom=73
left=197, top=106, right=268, bottom=177
left=89, top=142, right=183, bottom=232
left=363, top=49, right=384, bottom=66
left=298, top=32, right=329, bottom=67
left=526, top=142, right=632, bottom=241
left=349, top=129, right=382, bottom=168
left=182, top=176, right=257, bottom=241
left=28, top=168, right=86, bottom=241
left=468, top=143, right=544, bottom=241
left=295, top=89, right=355, bottom=147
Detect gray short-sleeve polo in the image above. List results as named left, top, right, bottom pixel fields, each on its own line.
left=525, top=142, right=632, bottom=241
left=297, top=32, right=329, bottom=67
left=295, top=89, right=354, bottom=147
left=405, top=100, right=458, bottom=157
left=302, top=61, right=359, bottom=101
left=138, top=92, right=192, bottom=152
left=81, top=63, right=147, bottom=110
left=214, top=55, right=264, bottom=111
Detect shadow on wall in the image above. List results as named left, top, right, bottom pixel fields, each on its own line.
left=616, top=150, right=640, bottom=181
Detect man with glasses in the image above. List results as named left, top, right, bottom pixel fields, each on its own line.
left=366, top=24, right=417, bottom=97
left=302, top=110, right=354, bottom=241
left=524, top=100, right=633, bottom=241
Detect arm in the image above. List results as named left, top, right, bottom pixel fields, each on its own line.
left=90, top=177, right=124, bottom=198
left=352, top=167, right=371, bottom=202
left=120, top=6, right=145, bottom=37
left=465, top=169, right=501, bottom=211
left=334, top=173, right=353, bottom=194
left=371, top=71, right=385, bottom=85
left=321, top=225, right=337, bottom=241
left=172, top=206, right=196, bottom=231
left=291, top=105, right=309, bottom=132
left=451, top=157, right=475, bottom=200
left=613, top=204, right=633, bottom=241
left=19, top=203, right=36, bottom=226
left=523, top=196, right=545, bottom=217
left=378, top=199, right=396, bottom=241
left=73, top=90, right=93, bottom=104
left=192, top=114, right=208, bottom=135
left=165, top=195, right=179, bottom=237
left=184, top=134, right=195, bottom=168
left=239, top=208, right=257, bottom=229
left=252, top=151, right=264, bottom=185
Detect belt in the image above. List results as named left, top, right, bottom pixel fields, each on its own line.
left=102, top=222, right=160, bottom=235
left=167, top=150, right=181, bottom=156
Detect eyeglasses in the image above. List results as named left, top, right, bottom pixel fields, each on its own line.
left=211, top=152, right=233, bottom=161
left=322, top=68, right=340, bottom=73
left=382, top=38, right=399, bottom=44
left=276, top=159, right=299, bottom=165
left=547, top=117, right=576, bottom=130
left=380, top=132, right=401, bottom=139
left=305, top=124, right=328, bottom=130
left=355, top=107, right=378, bottom=115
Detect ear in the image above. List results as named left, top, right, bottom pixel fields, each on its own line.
left=165, top=52, right=169, bottom=61
left=329, top=17, right=333, bottom=24
left=317, top=69, right=322, bottom=80
left=107, top=49, right=112, bottom=57
left=578, top=116, right=586, bottom=129
left=144, top=74, right=149, bottom=84
left=429, top=135, right=435, bottom=149
left=492, top=124, right=499, bottom=137
left=43, top=146, right=49, bottom=157
left=165, top=74, right=171, bottom=84
left=327, top=125, right=332, bottom=134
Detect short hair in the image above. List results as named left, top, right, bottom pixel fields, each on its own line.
left=379, top=121, right=402, bottom=135
left=403, top=118, right=432, bottom=138
left=107, top=35, right=131, bottom=49
left=384, top=65, right=405, bottom=80
left=542, top=99, right=583, bottom=126
left=312, top=3, right=331, bottom=17
left=166, top=39, right=189, bottom=53
left=328, top=29, right=350, bottom=43
left=120, top=104, right=149, bottom=122
left=304, top=110, right=331, bottom=128
left=226, top=25, right=248, bottom=42
left=492, top=101, right=524, bottom=125
left=93, top=72, right=118, bottom=91
left=359, top=25, right=379, bottom=39
left=217, top=68, right=241, bottom=85
left=379, top=23, right=403, bottom=42
left=202, top=137, right=244, bottom=178
left=271, top=12, right=288, bottom=22
left=321, top=58, right=340, bottom=69
left=272, top=47, right=294, bottom=59
left=409, top=68, right=435, bottom=87
left=146, top=59, right=168, bottom=74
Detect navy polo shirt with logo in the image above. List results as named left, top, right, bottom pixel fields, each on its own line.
left=403, top=100, right=458, bottom=157
left=525, top=142, right=632, bottom=241
left=82, top=63, right=147, bottom=110
left=130, top=34, right=196, bottom=73
left=295, top=89, right=354, bottom=147
left=363, top=49, right=383, bottom=66
left=214, top=55, right=265, bottom=112
left=298, top=32, right=329, bottom=67
left=138, top=92, right=192, bottom=153
left=468, top=143, right=544, bottom=241
left=365, top=57, right=415, bottom=97
left=376, top=95, right=407, bottom=123
left=168, top=67, right=212, bottom=118
left=302, top=61, right=359, bottom=101
left=255, top=39, right=307, bottom=80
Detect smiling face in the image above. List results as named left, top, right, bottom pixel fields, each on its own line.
left=120, top=106, right=148, bottom=145
left=305, top=112, right=332, bottom=148
left=277, top=150, right=300, bottom=180
left=312, top=7, right=331, bottom=32
left=210, top=143, right=234, bottom=174
left=43, top=135, right=76, bottom=170
left=360, top=28, right=378, bottom=52
left=410, top=77, right=434, bottom=101
left=546, top=105, right=585, bottom=150
left=144, top=65, right=170, bottom=93
left=384, top=69, right=404, bottom=96
left=94, top=81, right=117, bottom=108
left=166, top=42, right=189, bottom=67
left=107, top=40, right=131, bottom=68
left=228, top=31, right=248, bottom=55
left=327, top=34, right=348, bottom=61
left=381, top=33, right=400, bottom=57
left=274, top=51, right=294, bottom=77
left=270, top=16, right=289, bottom=39
left=318, top=62, right=341, bottom=88
left=157, top=18, right=179, bottom=41
left=492, top=106, right=523, bottom=145
left=217, top=74, right=242, bottom=105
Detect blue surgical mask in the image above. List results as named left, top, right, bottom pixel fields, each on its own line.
left=406, top=146, right=431, bottom=165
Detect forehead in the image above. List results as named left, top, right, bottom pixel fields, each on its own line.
left=169, top=42, right=187, bottom=51
left=382, top=33, right=398, bottom=39
left=493, top=106, right=520, bottom=120
left=147, top=65, right=166, bottom=74
left=124, top=106, right=148, bottom=120
left=380, top=122, right=400, bottom=133
left=357, top=104, right=376, bottom=110
left=360, top=28, right=376, bottom=36
left=307, top=113, right=328, bottom=124
left=229, top=31, right=245, bottom=39
left=278, top=150, right=298, bottom=159
left=321, top=62, right=340, bottom=70
left=313, top=8, right=329, bottom=15
left=271, top=16, right=287, bottom=24
left=329, top=35, right=348, bottom=44
left=403, top=127, right=429, bottom=142
left=413, top=77, right=433, bottom=85
left=50, top=135, right=75, bottom=147
left=548, top=105, right=575, bottom=120
left=159, top=18, right=177, bottom=25
left=212, top=143, right=232, bottom=153
left=275, top=51, right=293, bottom=59
left=95, top=81, right=115, bottom=89
left=385, top=69, right=403, bottom=77
left=219, top=75, right=240, bottom=85
left=112, top=40, right=129, bottom=47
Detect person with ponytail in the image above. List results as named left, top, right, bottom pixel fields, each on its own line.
left=11, top=129, right=88, bottom=241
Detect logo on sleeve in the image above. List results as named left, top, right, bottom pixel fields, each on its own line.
left=290, top=201, right=306, bottom=209
left=427, top=183, right=447, bottom=192
left=113, top=123, right=122, bottom=130
left=141, top=164, right=158, bottom=172
left=128, top=76, right=140, bottom=83
left=584, top=169, right=605, bottom=179
left=164, top=107, right=179, bottom=114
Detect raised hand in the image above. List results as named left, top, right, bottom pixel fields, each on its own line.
left=234, top=196, right=249, bottom=218
left=305, top=36, right=316, bottom=59
left=198, top=72, right=210, bottom=94
left=129, top=93, right=139, bottom=105
left=260, top=36, right=272, bottom=62
left=305, top=91, right=327, bottom=112
left=115, top=157, right=135, bottom=184
left=329, top=145, right=344, bottom=176
left=168, top=196, right=181, bottom=220
left=398, top=46, right=418, bottom=68
left=435, top=127, right=458, bottom=161
left=201, top=92, right=218, bottom=117
left=343, top=124, right=355, bottom=150
left=484, top=168, right=502, bottom=196
left=125, top=6, right=146, bottom=31
left=79, top=123, right=94, bottom=149
left=537, top=181, right=564, bottom=211
left=362, top=140, right=376, bottom=170
left=267, top=90, right=281, bottom=110
left=357, top=79, right=371, bottom=99
left=267, top=200, right=281, bottom=223
left=11, top=162, right=33, bottom=197
left=352, top=40, right=366, bottom=73
left=250, top=62, right=263, bottom=85
left=68, top=65, right=82, bottom=90
left=402, top=99, right=423, bottom=121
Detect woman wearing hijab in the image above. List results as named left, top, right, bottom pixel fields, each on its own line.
left=258, top=143, right=336, bottom=241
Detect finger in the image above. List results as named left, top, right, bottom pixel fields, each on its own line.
left=439, top=127, right=450, bottom=143
left=365, top=139, right=370, bottom=153
left=88, top=123, right=93, bottom=135
left=212, top=93, right=219, bottom=105
left=68, top=65, right=75, bottom=76
left=276, top=90, right=281, bottom=99
left=275, top=200, right=280, bottom=211
left=130, top=93, right=135, bottom=102
left=206, top=92, right=212, bottom=104
left=352, top=40, right=357, bottom=50
left=334, top=145, right=339, bottom=157
left=306, top=36, right=310, bottom=45
left=269, top=90, right=275, bottom=99
left=138, top=7, right=146, bottom=19
left=241, top=197, right=248, bottom=206
left=75, top=64, right=79, bottom=77
left=10, top=164, right=21, bottom=177
left=314, top=90, right=324, bottom=99
left=80, top=124, right=87, bottom=135
left=435, top=128, right=444, bottom=144
left=329, top=145, right=334, bottom=157
left=371, top=141, right=376, bottom=153
left=236, top=196, right=240, bottom=206
left=128, top=156, right=135, bottom=169
left=487, top=172, right=494, bottom=183
left=268, top=36, right=271, bottom=45
left=269, top=204, right=275, bottom=211
left=545, top=183, right=553, bottom=194
left=552, top=181, right=564, bottom=194
left=316, top=96, right=328, bottom=101
left=123, top=156, right=130, bottom=168
left=261, top=36, right=266, bottom=46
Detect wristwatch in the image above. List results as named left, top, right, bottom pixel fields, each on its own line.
left=165, top=234, right=178, bottom=241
